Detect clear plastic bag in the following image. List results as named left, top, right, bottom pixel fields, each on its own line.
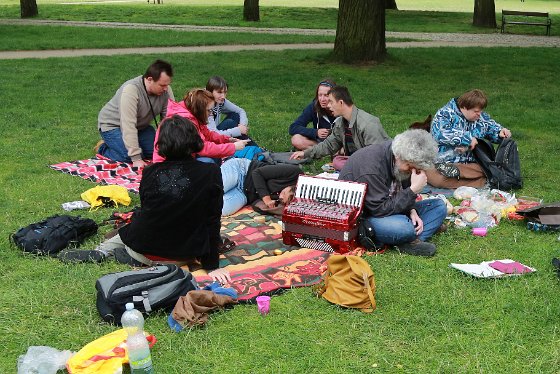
left=17, top=346, right=74, bottom=374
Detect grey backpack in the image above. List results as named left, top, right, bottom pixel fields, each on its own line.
left=95, top=264, right=197, bottom=324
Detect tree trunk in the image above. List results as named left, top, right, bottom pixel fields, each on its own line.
left=385, top=0, right=398, bottom=10
left=334, top=0, right=386, bottom=63
left=243, top=0, right=260, bottom=22
left=473, top=0, right=496, bottom=28
left=20, top=0, right=38, bottom=18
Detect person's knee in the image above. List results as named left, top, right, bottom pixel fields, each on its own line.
left=433, top=199, right=447, bottom=217
left=426, top=170, right=447, bottom=188
left=291, top=134, right=315, bottom=150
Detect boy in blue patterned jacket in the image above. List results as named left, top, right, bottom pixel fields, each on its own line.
left=426, top=89, right=512, bottom=188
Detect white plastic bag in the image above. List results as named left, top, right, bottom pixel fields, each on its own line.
left=17, top=346, right=74, bottom=374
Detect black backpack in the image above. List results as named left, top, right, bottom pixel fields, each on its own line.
left=473, top=138, right=522, bottom=190
left=95, top=264, right=198, bottom=324
left=11, top=215, right=98, bottom=256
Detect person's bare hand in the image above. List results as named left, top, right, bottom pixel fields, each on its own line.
left=317, top=129, right=330, bottom=139
left=409, top=168, right=427, bottom=194
left=410, top=209, right=424, bottom=236
left=133, top=159, right=147, bottom=169
left=469, top=137, right=479, bottom=150
left=238, top=125, right=248, bottom=135
left=234, top=139, right=250, bottom=150
left=262, top=196, right=276, bottom=208
left=290, top=151, right=305, bottom=160
left=208, top=268, right=232, bottom=284
left=499, top=128, right=512, bottom=138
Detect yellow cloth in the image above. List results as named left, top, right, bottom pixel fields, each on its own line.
left=81, top=185, right=131, bottom=210
left=66, top=329, right=155, bottom=374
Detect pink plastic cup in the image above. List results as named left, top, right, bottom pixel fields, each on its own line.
left=256, top=296, right=271, bottom=316
left=472, top=227, right=488, bottom=237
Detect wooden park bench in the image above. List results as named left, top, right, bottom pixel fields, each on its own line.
left=501, top=10, right=552, bottom=36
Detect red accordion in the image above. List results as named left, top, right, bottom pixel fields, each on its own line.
left=282, top=175, right=367, bottom=253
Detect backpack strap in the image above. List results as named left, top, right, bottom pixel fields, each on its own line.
left=361, top=272, right=376, bottom=313
left=133, top=291, right=152, bottom=312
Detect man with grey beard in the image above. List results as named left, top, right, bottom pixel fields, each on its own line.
left=339, top=129, right=447, bottom=256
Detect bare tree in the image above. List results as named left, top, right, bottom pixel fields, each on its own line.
left=334, top=0, right=386, bottom=63
left=385, top=0, right=398, bottom=10
left=20, top=0, right=38, bottom=18
left=243, top=0, right=260, bottom=22
left=473, top=0, right=496, bottom=28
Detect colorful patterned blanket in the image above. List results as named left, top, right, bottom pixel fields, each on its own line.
left=192, top=207, right=331, bottom=301
left=49, top=155, right=143, bottom=193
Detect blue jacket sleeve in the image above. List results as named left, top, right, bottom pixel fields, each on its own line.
left=288, top=101, right=318, bottom=139
left=479, top=112, right=503, bottom=143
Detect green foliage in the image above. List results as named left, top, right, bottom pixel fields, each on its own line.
left=1, top=46, right=560, bottom=372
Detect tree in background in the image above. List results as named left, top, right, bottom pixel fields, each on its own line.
left=20, top=0, right=38, bottom=18
left=386, top=0, right=398, bottom=10
left=333, top=0, right=386, bottom=63
left=473, top=0, right=496, bottom=28
left=244, top=0, right=260, bottom=22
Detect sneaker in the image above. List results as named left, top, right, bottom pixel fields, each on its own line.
left=397, top=239, right=436, bottom=257
left=58, top=249, right=106, bottom=263
left=93, top=139, right=105, bottom=154
left=435, top=163, right=460, bottom=179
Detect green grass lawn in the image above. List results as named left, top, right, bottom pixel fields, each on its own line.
left=0, top=24, right=335, bottom=51
left=1, top=45, right=560, bottom=373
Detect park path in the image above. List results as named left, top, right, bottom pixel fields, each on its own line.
left=1, top=18, right=559, bottom=60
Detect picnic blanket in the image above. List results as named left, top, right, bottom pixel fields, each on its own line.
left=192, top=207, right=331, bottom=301
left=49, top=155, right=143, bottom=193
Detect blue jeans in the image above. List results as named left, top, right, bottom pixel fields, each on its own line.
left=221, top=158, right=251, bottom=215
left=217, top=112, right=240, bottom=131
left=365, top=199, right=447, bottom=246
left=98, top=127, right=155, bottom=163
left=196, top=156, right=221, bottom=165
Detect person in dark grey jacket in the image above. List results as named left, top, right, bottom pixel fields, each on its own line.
left=339, top=129, right=447, bottom=257
left=220, top=158, right=301, bottom=216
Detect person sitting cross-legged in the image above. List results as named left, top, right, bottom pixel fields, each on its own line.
left=339, top=129, right=447, bottom=257
left=426, top=89, right=512, bottom=188
left=60, top=115, right=231, bottom=284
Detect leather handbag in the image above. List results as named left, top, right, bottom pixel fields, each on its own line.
left=317, top=255, right=376, bottom=313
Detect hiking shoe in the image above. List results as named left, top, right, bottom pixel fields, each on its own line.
left=397, top=239, right=436, bottom=257
left=93, top=139, right=105, bottom=154
left=435, top=162, right=460, bottom=179
left=58, top=249, right=106, bottom=263
left=436, top=223, right=448, bottom=234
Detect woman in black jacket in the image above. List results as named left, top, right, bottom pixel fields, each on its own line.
left=221, top=157, right=301, bottom=216
left=60, top=115, right=231, bottom=283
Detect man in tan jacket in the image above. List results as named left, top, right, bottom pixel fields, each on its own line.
left=97, top=59, right=174, bottom=168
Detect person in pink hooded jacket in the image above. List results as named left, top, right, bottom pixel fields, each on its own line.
left=153, top=88, right=249, bottom=163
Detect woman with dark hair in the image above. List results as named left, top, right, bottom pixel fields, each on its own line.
left=153, top=88, right=249, bottom=164
left=289, top=79, right=337, bottom=151
left=60, top=115, right=231, bottom=283
left=220, top=157, right=300, bottom=216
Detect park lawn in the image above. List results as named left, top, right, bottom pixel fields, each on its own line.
left=1, top=4, right=560, bottom=36
left=1, top=46, right=560, bottom=373
left=0, top=25, right=335, bottom=51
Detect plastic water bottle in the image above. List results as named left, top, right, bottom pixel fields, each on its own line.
left=121, top=303, right=154, bottom=373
